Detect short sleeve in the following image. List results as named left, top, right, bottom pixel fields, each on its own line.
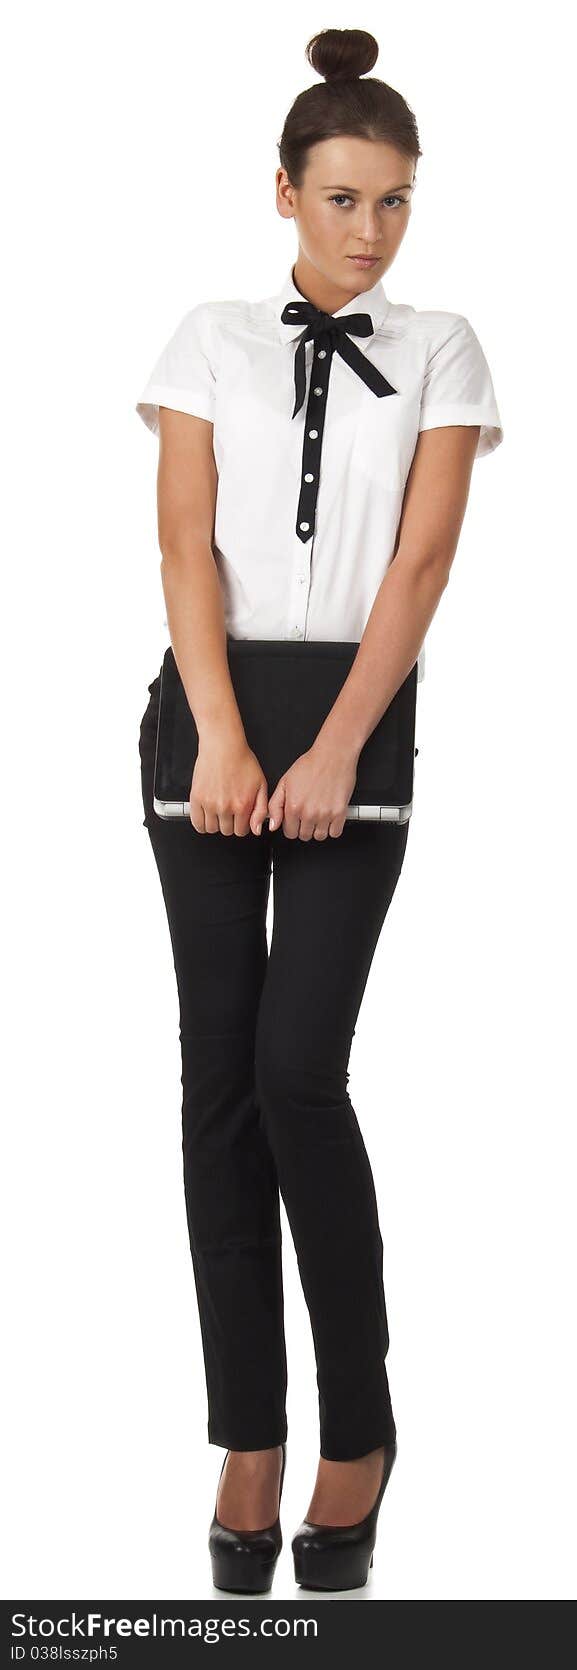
left=136, top=302, right=216, bottom=434
left=418, top=313, right=503, bottom=459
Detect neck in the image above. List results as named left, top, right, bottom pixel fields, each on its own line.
left=292, top=254, right=378, bottom=314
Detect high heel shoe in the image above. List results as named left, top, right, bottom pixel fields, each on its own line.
left=209, top=1443, right=287, bottom=1594
left=291, top=1439, right=397, bottom=1591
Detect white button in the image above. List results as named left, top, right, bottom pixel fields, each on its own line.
left=304, top=472, right=314, bottom=482
left=313, top=386, right=323, bottom=395
left=298, top=574, right=307, bottom=584
left=317, top=349, right=327, bottom=358
left=299, top=521, right=310, bottom=531
left=308, top=429, right=318, bottom=438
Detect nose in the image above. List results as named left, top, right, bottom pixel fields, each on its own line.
left=356, top=216, right=382, bottom=245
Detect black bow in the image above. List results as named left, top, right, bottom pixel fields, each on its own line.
left=280, top=299, right=397, bottom=415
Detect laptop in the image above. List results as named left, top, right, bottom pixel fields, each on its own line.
left=152, top=638, right=418, bottom=824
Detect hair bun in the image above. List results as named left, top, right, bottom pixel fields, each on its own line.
left=306, top=27, right=379, bottom=83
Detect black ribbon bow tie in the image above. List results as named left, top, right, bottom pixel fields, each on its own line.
left=280, top=298, right=398, bottom=545
left=280, top=299, right=397, bottom=415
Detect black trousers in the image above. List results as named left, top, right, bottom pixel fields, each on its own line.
left=139, top=672, right=410, bottom=1461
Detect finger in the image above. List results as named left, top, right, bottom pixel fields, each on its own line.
left=189, top=797, right=207, bottom=834
left=217, top=812, right=235, bottom=836
left=234, top=800, right=258, bottom=837
left=199, top=805, right=221, bottom=835
left=282, top=806, right=301, bottom=840
left=250, top=782, right=270, bottom=836
left=268, top=782, right=286, bottom=832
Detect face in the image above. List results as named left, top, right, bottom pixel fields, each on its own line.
left=276, top=134, right=415, bottom=311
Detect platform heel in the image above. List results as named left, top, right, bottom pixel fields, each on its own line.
left=209, top=1443, right=287, bottom=1594
left=292, top=1439, right=396, bottom=1592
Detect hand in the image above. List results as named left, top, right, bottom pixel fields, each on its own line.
left=267, top=738, right=358, bottom=840
left=189, top=730, right=269, bottom=836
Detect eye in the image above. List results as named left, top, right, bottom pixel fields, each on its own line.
left=328, top=194, right=408, bottom=210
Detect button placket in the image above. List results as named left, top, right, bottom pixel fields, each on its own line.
left=283, top=342, right=307, bottom=637
left=287, top=542, right=311, bottom=637
left=287, top=339, right=313, bottom=632
left=282, top=310, right=336, bottom=546
left=280, top=296, right=398, bottom=629
left=287, top=516, right=313, bottom=639
left=294, top=340, right=334, bottom=545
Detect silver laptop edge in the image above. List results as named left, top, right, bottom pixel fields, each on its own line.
left=153, top=797, right=413, bottom=824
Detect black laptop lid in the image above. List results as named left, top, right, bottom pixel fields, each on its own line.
left=154, top=638, right=417, bottom=810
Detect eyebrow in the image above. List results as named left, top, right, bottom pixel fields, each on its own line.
left=320, top=182, right=414, bottom=194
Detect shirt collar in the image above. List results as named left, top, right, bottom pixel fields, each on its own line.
left=267, top=264, right=390, bottom=344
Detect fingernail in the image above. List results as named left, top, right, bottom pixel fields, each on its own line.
left=256, top=824, right=262, bottom=835
left=269, top=818, right=275, bottom=830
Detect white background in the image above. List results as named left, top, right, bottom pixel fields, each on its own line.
left=2, top=0, right=575, bottom=1604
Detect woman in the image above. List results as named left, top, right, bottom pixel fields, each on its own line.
left=136, top=26, right=503, bottom=1593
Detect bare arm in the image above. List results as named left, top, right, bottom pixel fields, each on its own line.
left=157, top=406, right=243, bottom=741
left=156, top=407, right=269, bottom=835
left=314, top=423, right=481, bottom=758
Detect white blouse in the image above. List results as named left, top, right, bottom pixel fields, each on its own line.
left=136, top=264, right=503, bottom=682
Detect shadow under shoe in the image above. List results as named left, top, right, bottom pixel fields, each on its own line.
left=291, top=1439, right=397, bottom=1592
left=209, top=1443, right=287, bottom=1595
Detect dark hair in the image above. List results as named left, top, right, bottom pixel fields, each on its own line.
left=278, top=28, right=422, bottom=190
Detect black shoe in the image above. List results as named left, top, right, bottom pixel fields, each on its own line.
left=291, top=1439, right=397, bottom=1592
left=209, top=1443, right=287, bottom=1594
